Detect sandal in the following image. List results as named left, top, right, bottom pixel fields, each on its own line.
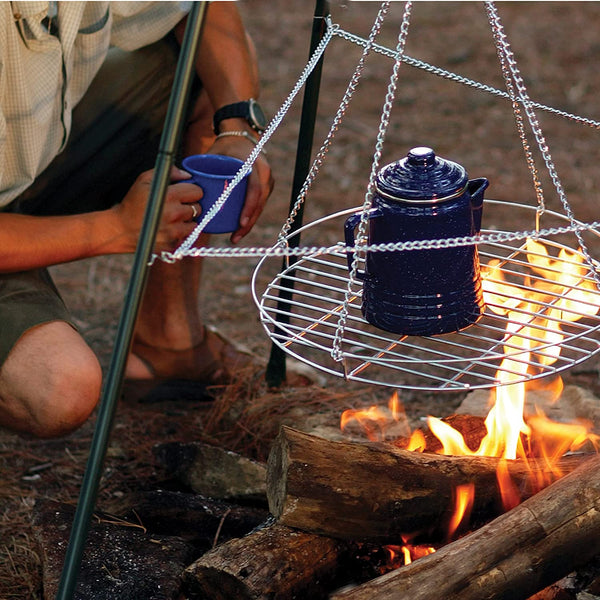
left=123, top=326, right=258, bottom=402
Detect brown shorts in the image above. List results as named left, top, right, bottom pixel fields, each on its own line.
left=0, top=35, right=192, bottom=366
left=0, top=270, right=73, bottom=366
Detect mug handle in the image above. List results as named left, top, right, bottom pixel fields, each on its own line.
left=344, top=209, right=380, bottom=279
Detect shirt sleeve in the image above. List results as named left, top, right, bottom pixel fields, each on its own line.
left=109, top=1, right=192, bottom=51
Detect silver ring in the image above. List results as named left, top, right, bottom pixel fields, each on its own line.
left=190, top=204, right=198, bottom=219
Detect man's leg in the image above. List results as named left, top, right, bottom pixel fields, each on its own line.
left=125, top=90, right=253, bottom=383
left=0, top=271, right=102, bottom=437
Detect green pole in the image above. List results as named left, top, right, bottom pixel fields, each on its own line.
left=55, top=4, right=208, bottom=598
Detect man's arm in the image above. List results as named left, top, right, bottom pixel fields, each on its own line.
left=174, top=3, right=274, bottom=244
left=0, top=168, right=201, bottom=273
left=174, top=3, right=259, bottom=129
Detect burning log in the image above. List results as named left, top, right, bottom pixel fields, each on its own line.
left=182, top=523, right=354, bottom=600
left=330, top=453, right=600, bottom=600
left=267, top=426, right=590, bottom=544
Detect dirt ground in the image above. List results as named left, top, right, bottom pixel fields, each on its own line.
left=3, top=2, right=600, bottom=598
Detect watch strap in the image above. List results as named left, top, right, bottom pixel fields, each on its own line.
left=213, top=101, right=251, bottom=134
left=213, top=99, right=266, bottom=134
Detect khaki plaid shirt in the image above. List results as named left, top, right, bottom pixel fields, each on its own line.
left=0, top=1, right=190, bottom=208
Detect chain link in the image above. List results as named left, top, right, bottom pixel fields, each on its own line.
left=149, top=218, right=600, bottom=263
left=332, top=0, right=413, bottom=364
left=332, top=28, right=600, bottom=130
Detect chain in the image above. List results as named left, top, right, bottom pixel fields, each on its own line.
left=484, top=1, right=600, bottom=287
left=332, top=28, right=600, bottom=130
left=153, top=220, right=600, bottom=263
left=278, top=4, right=391, bottom=245
left=332, top=0, right=413, bottom=364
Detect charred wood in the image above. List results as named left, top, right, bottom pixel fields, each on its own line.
left=182, top=522, right=355, bottom=600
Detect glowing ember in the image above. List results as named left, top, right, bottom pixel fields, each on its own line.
left=384, top=538, right=436, bottom=568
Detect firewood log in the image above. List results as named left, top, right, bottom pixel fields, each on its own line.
left=330, top=453, right=600, bottom=600
left=267, top=426, right=590, bottom=544
left=182, top=523, right=354, bottom=600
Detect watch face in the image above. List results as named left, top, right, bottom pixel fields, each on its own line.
left=249, top=100, right=267, bottom=131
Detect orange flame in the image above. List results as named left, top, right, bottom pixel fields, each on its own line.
left=341, top=240, right=600, bottom=567
left=340, top=391, right=408, bottom=442
left=392, top=242, right=600, bottom=469
left=432, top=240, right=600, bottom=495
left=340, top=405, right=389, bottom=441
left=527, top=412, right=600, bottom=465
left=406, top=428, right=426, bottom=452
left=496, top=458, right=521, bottom=512
left=423, top=242, right=600, bottom=464
left=447, top=483, right=475, bottom=540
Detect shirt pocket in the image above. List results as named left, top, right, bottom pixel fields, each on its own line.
left=69, top=8, right=113, bottom=106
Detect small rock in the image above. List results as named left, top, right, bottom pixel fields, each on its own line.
left=154, top=442, right=267, bottom=504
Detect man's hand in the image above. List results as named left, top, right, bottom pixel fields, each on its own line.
left=208, top=134, right=274, bottom=243
left=112, top=166, right=203, bottom=252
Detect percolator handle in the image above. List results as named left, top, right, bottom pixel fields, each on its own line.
left=467, top=177, right=489, bottom=234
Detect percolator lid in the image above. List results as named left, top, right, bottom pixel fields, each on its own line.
left=375, top=146, right=468, bottom=203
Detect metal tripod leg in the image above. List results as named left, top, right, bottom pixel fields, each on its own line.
left=265, top=0, right=330, bottom=388
left=55, top=4, right=208, bottom=598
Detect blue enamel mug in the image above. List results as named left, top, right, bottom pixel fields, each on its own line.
left=182, top=154, right=249, bottom=234
left=345, top=147, right=488, bottom=336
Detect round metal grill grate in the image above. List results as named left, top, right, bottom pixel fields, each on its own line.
left=252, top=201, right=600, bottom=391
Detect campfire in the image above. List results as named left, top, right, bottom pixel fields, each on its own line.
left=335, top=238, right=600, bottom=568
left=255, top=238, right=600, bottom=599
left=172, top=239, right=600, bottom=599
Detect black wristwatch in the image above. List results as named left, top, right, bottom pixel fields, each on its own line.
left=213, top=99, right=267, bottom=134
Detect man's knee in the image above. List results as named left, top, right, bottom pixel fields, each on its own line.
left=31, top=351, right=102, bottom=438
left=0, top=322, right=103, bottom=438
